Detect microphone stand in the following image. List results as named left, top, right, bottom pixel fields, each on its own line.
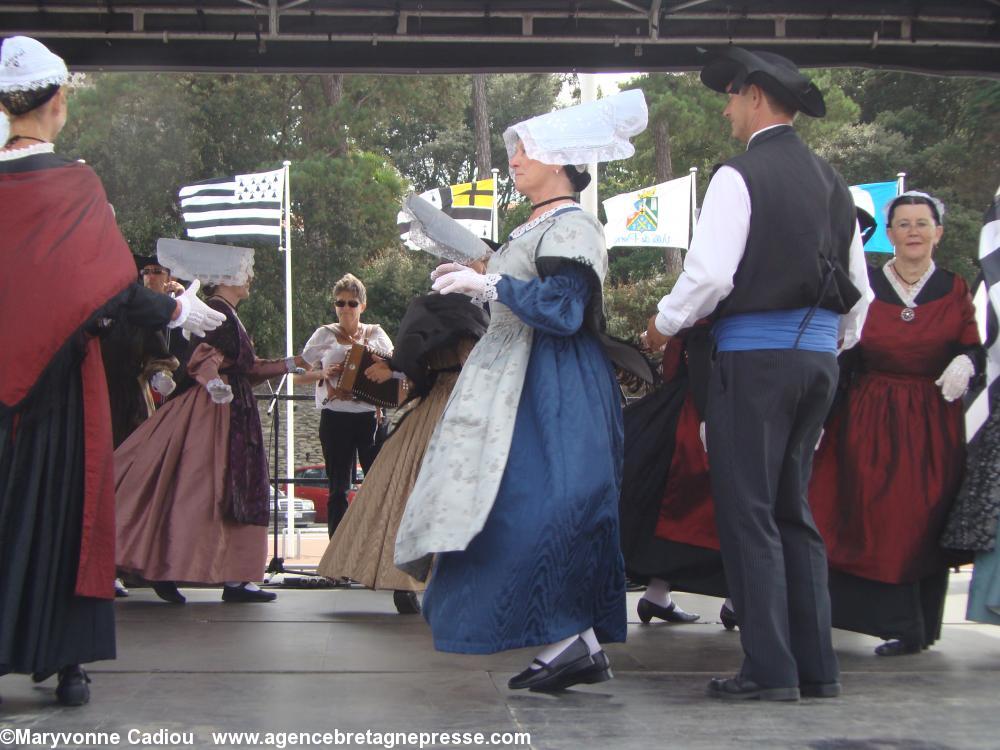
left=266, top=372, right=289, bottom=575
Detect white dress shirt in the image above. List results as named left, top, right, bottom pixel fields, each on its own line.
left=654, top=127, right=873, bottom=351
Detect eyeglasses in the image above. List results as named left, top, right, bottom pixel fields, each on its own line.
left=335, top=300, right=360, bottom=308
left=141, top=267, right=169, bottom=276
left=891, top=220, right=936, bottom=232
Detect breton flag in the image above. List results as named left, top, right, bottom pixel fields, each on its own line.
left=849, top=181, right=897, bottom=254
left=179, top=168, right=285, bottom=245
left=603, top=174, right=692, bottom=250
left=398, top=178, right=495, bottom=243
left=965, top=188, right=1000, bottom=444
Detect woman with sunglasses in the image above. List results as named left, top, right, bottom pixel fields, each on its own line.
left=300, top=274, right=392, bottom=538
left=809, top=191, right=984, bottom=656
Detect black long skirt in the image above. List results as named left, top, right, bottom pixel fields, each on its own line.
left=619, top=381, right=728, bottom=597
left=0, top=341, right=116, bottom=675
left=827, top=568, right=949, bottom=648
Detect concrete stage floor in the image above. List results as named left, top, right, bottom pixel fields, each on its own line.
left=1, top=574, right=998, bottom=749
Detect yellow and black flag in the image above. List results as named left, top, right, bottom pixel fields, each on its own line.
left=398, top=178, right=495, bottom=242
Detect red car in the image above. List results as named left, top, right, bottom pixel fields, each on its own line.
left=282, top=464, right=360, bottom=525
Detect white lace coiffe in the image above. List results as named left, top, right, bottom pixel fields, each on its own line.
left=503, top=89, right=648, bottom=166
left=0, top=37, right=68, bottom=93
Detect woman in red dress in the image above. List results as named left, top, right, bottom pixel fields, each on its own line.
left=810, top=192, right=983, bottom=656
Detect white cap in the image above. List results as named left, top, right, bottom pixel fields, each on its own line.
left=502, top=89, right=648, bottom=166
left=0, top=37, right=68, bottom=93
left=156, top=238, right=255, bottom=287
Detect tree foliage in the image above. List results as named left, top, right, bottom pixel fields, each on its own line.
left=53, top=68, right=999, bottom=353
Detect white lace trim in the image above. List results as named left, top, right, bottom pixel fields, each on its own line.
left=0, top=73, right=68, bottom=92
left=482, top=273, right=501, bottom=303
left=883, top=258, right=936, bottom=308
left=509, top=203, right=580, bottom=240
left=0, top=141, right=54, bottom=160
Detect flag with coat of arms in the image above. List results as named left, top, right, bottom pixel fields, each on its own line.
left=602, top=174, right=692, bottom=250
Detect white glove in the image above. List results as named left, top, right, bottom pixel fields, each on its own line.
left=149, top=370, right=176, bottom=397
left=432, top=269, right=501, bottom=303
left=205, top=377, right=234, bottom=405
left=430, top=262, right=469, bottom=282
left=699, top=422, right=707, bottom=453
left=177, top=280, right=226, bottom=337
left=935, top=354, right=975, bottom=402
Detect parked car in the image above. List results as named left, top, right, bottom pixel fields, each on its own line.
left=267, top=487, right=316, bottom=528
left=282, top=464, right=362, bottom=525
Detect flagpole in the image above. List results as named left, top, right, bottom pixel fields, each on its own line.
left=897, top=171, right=906, bottom=194
left=282, top=159, right=297, bottom=551
left=491, top=167, right=500, bottom=243
left=580, top=74, right=599, bottom=217
left=688, top=167, right=698, bottom=247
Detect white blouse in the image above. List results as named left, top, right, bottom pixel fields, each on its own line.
left=301, top=324, right=393, bottom=413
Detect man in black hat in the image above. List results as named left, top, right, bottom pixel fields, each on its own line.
left=645, top=47, right=872, bottom=701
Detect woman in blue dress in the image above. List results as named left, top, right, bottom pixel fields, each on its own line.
left=394, top=90, right=647, bottom=692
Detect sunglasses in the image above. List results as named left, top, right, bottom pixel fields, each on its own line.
left=335, top=299, right=360, bottom=308
left=141, top=267, right=170, bottom=276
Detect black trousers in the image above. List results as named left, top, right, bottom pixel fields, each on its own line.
left=319, top=409, right=379, bottom=537
left=705, top=349, right=840, bottom=688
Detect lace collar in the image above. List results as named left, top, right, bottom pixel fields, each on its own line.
left=883, top=258, right=936, bottom=308
left=0, top=141, right=55, bottom=161
left=508, top=203, right=581, bottom=240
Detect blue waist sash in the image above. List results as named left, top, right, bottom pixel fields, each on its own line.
left=713, top=308, right=839, bottom=354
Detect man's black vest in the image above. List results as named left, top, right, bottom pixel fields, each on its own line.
left=718, top=125, right=859, bottom=318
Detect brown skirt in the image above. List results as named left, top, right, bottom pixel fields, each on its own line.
left=317, top=371, right=458, bottom=591
left=115, top=384, right=266, bottom=584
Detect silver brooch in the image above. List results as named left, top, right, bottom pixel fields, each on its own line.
left=901, top=307, right=915, bottom=322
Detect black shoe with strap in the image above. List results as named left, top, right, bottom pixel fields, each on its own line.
left=720, top=603, right=738, bottom=631
left=392, top=590, right=421, bottom=615
left=55, top=665, right=91, bottom=707
left=152, top=581, right=186, bottom=604
left=573, top=649, right=613, bottom=685
left=637, top=598, right=700, bottom=624
left=874, top=639, right=922, bottom=657
left=508, top=637, right=595, bottom=692
left=222, top=584, right=277, bottom=603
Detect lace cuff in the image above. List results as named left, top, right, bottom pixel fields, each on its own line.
left=479, top=273, right=502, bottom=304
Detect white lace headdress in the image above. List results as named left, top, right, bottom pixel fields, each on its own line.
left=156, top=238, right=255, bottom=287
left=0, top=37, right=68, bottom=93
left=502, top=89, right=648, bottom=166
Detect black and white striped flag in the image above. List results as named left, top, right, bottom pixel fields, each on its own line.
left=179, top=168, right=284, bottom=245
left=965, top=189, right=1000, bottom=443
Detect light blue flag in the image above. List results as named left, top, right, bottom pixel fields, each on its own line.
left=850, top=181, right=897, bottom=254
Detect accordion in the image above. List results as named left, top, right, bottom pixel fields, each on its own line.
left=335, top=343, right=405, bottom=408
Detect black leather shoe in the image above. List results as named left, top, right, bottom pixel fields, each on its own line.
left=55, top=665, right=91, bottom=707
left=508, top=637, right=594, bottom=692
left=637, top=598, right=700, bottom=624
left=222, top=584, right=277, bottom=603
left=152, top=581, right=186, bottom=604
left=800, top=681, right=841, bottom=698
left=720, top=604, right=738, bottom=631
left=31, top=669, right=56, bottom=684
left=393, top=590, right=421, bottom=615
left=573, top=649, right=613, bottom=685
left=707, top=676, right=799, bottom=702
left=874, top=639, right=921, bottom=656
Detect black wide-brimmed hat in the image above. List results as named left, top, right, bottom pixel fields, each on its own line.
left=701, top=47, right=826, bottom=118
